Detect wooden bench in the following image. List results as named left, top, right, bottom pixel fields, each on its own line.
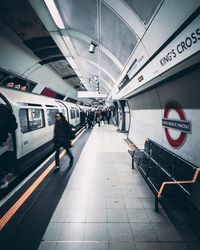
left=128, top=139, right=200, bottom=212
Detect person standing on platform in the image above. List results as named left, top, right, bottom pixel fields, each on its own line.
left=0, top=104, right=17, bottom=189
left=80, top=110, right=86, bottom=128
left=87, top=109, right=94, bottom=129
left=54, top=112, right=74, bottom=170
left=106, top=109, right=111, bottom=124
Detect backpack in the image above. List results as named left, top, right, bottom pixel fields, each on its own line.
left=64, top=121, right=75, bottom=140
left=68, top=127, right=75, bottom=140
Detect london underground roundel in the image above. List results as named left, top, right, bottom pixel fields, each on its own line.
left=162, top=101, right=191, bottom=148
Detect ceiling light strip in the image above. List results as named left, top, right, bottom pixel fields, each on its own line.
left=44, top=0, right=65, bottom=29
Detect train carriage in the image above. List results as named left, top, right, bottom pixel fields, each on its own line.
left=0, top=87, right=83, bottom=176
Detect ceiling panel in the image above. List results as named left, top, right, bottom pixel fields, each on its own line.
left=101, top=3, right=138, bottom=65
left=0, top=0, right=48, bottom=40
left=49, top=60, right=74, bottom=77
left=67, top=76, right=80, bottom=88
left=56, top=0, right=98, bottom=41
left=123, top=0, right=162, bottom=24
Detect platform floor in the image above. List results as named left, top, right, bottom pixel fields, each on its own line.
left=38, top=124, right=200, bottom=250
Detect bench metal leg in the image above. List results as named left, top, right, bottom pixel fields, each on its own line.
left=154, top=196, right=159, bottom=212
left=132, top=158, right=134, bottom=169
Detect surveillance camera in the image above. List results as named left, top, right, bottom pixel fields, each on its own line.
left=89, top=44, right=95, bottom=53
left=89, top=41, right=98, bottom=53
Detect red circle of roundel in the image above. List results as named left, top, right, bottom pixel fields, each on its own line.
left=164, top=102, right=186, bottom=148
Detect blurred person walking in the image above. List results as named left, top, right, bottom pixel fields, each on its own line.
left=54, top=112, right=74, bottom=170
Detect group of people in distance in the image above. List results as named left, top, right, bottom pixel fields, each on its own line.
left=80, top=108, right=111, bottom=128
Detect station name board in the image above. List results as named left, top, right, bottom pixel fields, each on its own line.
left=160, top=27, right=200, bottom=67
left=162, top=119, right=191, bottom=133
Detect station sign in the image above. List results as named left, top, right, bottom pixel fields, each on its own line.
left=115, top=14, right=200, bottom=100
left=162, top=101, right=191, bottom=148
left=156, top=14, right=200, bottom=73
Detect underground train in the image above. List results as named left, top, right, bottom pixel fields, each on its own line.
left=0, top=87, right=89, bottom=180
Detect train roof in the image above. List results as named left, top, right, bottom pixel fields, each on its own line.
left=0, top=87, right=79, bottom=110
left=0, top=87, right=59, bottom=106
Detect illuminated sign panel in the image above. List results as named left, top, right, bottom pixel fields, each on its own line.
left=78, top=91, right=107, bottom=98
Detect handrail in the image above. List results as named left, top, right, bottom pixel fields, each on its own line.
left=158, top=167, right=200, bottom=198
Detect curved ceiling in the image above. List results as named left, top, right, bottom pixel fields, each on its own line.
left=0, top=0, right=163, bottom=98
left=30, top=0, right=163, bottom=95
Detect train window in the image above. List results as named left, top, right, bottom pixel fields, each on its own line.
left=45, top=105, right=54, bottom=107
left=47, top=109, right=59, bottom=126
left=58, top=104, right=65, bottom=115
left=28, top=109, right=45, bottom=131
left=76, top=109, right=79, bottom=117
left=19, top=109, right=29, bottom=133
left=70, top=109, right=75, bottom=119
left=19, top=108, right=45, bottom=133
left=70, top=109, right=73, bottom=119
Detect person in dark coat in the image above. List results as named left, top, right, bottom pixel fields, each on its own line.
left=54, top=112, right=74, bottom=170
left=0, top=104, right=17, bottom=145
left=0, top=104, right=18, bottom=189
left=106, top=109, right=111, bottom=124
left=87, top=110, right=94, bottom=129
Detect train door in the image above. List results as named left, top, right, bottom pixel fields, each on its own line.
left=19, top=106, right=47, bottom=157
left=58, top=102, right=68, bottom=120
left=75, top=108, right=80, bottom=126
left=70, top=107, right=76, bottom=126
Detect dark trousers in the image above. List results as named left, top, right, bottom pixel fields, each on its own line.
left=55, top=144, right=74, bottom=166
